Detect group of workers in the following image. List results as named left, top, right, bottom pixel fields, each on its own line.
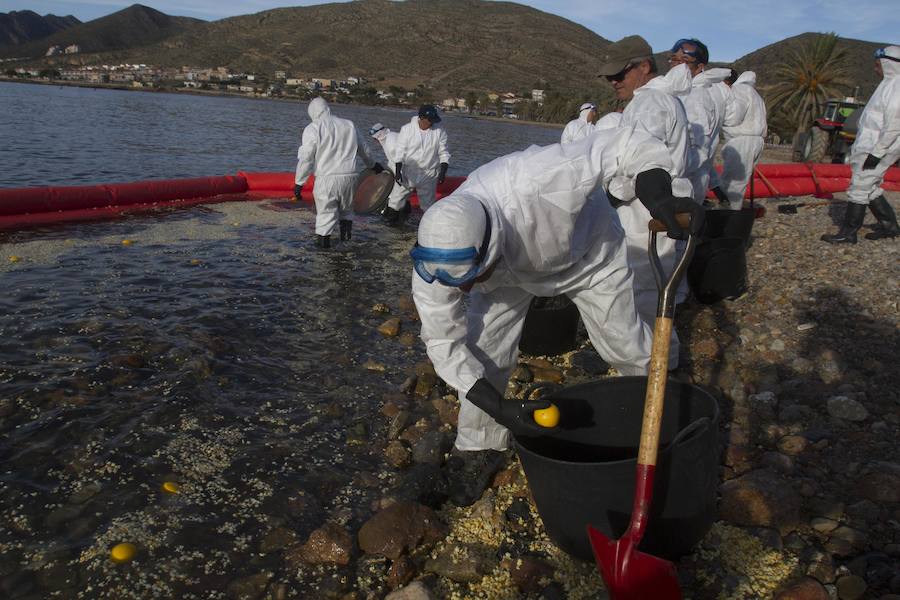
left=294, top=38, right=900, bottom=504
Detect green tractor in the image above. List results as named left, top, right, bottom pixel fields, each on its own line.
left=792, top=96, right=865, bottom=164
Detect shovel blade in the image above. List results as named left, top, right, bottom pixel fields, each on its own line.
left=588, top=525, right=681, bottom=600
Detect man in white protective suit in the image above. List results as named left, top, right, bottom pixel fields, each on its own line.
left=597, top=35, right=693, bottom=359
left=668, top=38, right=732, bottom=204
left=561, top=102, right=599, bottom=144
left=822, top=45, right=900, bottom=243
left=718, top=71, right=768, bottom=210
left=294, top=97, right=382, bottom=248
left=382, top=104, right=451, bottom=226
left=410, top=126, right=703, bottom=506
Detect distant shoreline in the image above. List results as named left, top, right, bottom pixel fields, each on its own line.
left=0, top=77, right=563, bottom=130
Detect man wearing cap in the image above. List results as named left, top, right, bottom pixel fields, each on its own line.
left=410, top=126, right=703, bottom=506
left=561, top=102, right=599, bottom=144
left=294, top=97, right=382, bottom=248
left=382, top=105, right=451, bottom=226
left=822, top=45, right=900, bottom=243
left=597, top=36, right=693, bottom=356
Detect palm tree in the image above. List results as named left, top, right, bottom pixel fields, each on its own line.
left=766, top=33, right=853, bottom=135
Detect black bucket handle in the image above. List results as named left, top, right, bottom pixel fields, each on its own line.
left=660, top=416, right=711, bottom=453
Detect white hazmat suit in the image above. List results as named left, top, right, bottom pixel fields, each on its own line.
left=387, top=115, right=451, bottom=212
left=610, top=64, right=692, bottom=353
left=719, top=72, right=767, bottom=210
left=846, top=46, right=900, bottom=206
left=413, top=127, right=676, bottom=452
left=295, top=98, right=375, bottom=236
left=561, top=103, right=597, bottom=144
left=683, top=68, right=732, bottom=203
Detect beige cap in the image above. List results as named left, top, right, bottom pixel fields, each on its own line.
left=597, top=35, right=654, bottom=77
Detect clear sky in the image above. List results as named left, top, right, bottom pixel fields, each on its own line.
left=2, top=0, right=898, bottom=62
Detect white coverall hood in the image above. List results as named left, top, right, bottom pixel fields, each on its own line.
left=307, top=97, right=330, bottom=121
left=735, top=71, right=757, bottom=87
left=692, top=68, right=731, bottom=87
left=416, top=196, right=490, bottom=282
left=642, top=63, right=692, bottom=97
left=578, top=102, right=596, bottom=122
left=881, top=46, right=900, bottom=78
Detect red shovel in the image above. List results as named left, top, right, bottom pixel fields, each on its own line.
left=588, top=214, right=697, bottom=600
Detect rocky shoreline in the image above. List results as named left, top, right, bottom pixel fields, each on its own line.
left=333, top=192, right=899, bottom=600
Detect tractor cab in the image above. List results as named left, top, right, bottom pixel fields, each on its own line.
left=815, top=97, right=864, bottom=131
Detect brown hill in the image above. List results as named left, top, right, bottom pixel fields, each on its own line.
left=0, top=4, right=201, bottom=59
left=0, top=10, right=80, bottom=46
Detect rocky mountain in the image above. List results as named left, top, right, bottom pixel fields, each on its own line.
left=0, top=4, right=201, bottom=59
left=0, top=10, right=80, bottom=46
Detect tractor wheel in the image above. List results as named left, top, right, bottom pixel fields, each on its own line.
left=804, top=126, right=829, bottom=163
left=791, top=131, right=808, bottom=162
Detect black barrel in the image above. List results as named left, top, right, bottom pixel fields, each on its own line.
left=688, top=237, right=747, bottom=304
left=515, top=377, right=719, bottom=561
left=518, top=295, right=580, bottom=356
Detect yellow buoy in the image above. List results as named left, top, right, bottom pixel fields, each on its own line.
left=121, top=239, right=133, bottom=246
left=8, top=255, right=20, bottom=263
left=533, top=403, right=560, bottom=428
left=110, top=542, right=137, bottom=563
left=189, top=259, right=201, bottom=266
left=161, top=481, right=180, bottom=494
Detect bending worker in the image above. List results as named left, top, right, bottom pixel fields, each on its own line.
left=295, top=97, right=381, bottom=248
left=561, top=102, right=599, bottom=144
left=822, top=45, right=900, bottom=243
left=411, top=126, right=703, bottom=506
left=382, top=105, right=450, bottom=226
left=718, top=71, right=767, bottom=210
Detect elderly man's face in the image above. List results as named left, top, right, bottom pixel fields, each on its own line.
left=669, top=43, right=704, bottom=76
left=607, top=61, right=650, bottom=101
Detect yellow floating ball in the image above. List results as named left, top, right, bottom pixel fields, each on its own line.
left=110, top=542, right=137, bottom=563
left=8, top=255, right=20, bottom=263
left=121, top=239, right=133, bottom=246
left=161, top=481, right=180, bottom=494
left=533, top=403, right=560, bottom=428
left=189, top=259, right=201, bottom=266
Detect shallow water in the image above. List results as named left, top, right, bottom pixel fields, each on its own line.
left=0, top=84, right=565, bottom=597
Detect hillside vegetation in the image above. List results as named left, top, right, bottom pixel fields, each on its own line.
left=0, top=10, right=80, bottom=46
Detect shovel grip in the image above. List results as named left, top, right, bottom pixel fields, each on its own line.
left=638, top=316, right=673, bottom=467
left=648, top=213, right=692, bottom=233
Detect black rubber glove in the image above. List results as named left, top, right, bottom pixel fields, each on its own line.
left=466, top=378, right=557, bottom=437
left=863, top=154, right=881, bottom=170
left=712, top=186, right=729, bottom=204
left=635, top=168, right=705, bottom=240
left=438, top=162, right=449, bottom=184
left=372, top=162, right=385, bottom=175
left=293, top=184, right=302, bottom=200
left=394, top=162, right=403, bottom=185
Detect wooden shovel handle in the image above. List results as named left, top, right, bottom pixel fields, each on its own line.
left=648, top=212, right=692, bottom=233
left=638, top=316, right=673, bottom=466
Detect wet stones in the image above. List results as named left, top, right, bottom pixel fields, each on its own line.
left=259, top=527, right=297, bottom=554
left=358, top=501, right=446, bottom=559
left=836, top=574, right=868, bottom=600
left=854, top=466, right=900, bottom=503
left=287, top=523, right=353, bottom=566
left=774, top=576, right=831, bottom=600
left=502, top=555, right=554, bottom=593
left=385, top=581, right=434, bottom=600
left=827, top=396, right=869, bottom=421
left=378, top=318, right=402, bottom=338
left=719, top=469, right=802, bottom=533
left=225, top=571, right=272, bottom=600
left=424, top=543, right=494, bottom=583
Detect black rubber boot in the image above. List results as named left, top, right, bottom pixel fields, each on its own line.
left=339, top=220, right=352, bottom=241
left=865, top=196, right=899, bottom=240
left=445, top=449, right=507, bottom=507
left=315, top=234, right=331, bottom=249
left=382, top=207, right=401, bottom=227
left=821, top=202, right=866, bottom=244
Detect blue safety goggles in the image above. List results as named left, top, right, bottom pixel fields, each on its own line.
left=875, top=48, right=899, bottom=62
left=671, top=39, right=700, bottom=57
left=410, top=205, right=492, bottom=287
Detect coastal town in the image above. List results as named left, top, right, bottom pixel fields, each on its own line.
left=2, top=61, right=542, bottom=119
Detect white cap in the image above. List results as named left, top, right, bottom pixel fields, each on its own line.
left=884, top=45, right=900, bottom=60
left=579, top=102, right=597, bottom=113
left=417, top=195, right=487, bottom=280
left=369, top=122, right=386, bottom=137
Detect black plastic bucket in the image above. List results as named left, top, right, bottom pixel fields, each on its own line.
left=515, top=377, right=718, bottom=561
left=687, top=237, right=747, bottom=304
left=518, top=295, right=580, bottom=356
left=703, top=207, right=756, bottom=248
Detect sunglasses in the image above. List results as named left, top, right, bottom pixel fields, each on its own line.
left=606, top=63, right=635, bottom=83
left=875, top=48, right=899, bottom=62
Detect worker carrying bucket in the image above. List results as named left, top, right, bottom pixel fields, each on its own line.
left=409, top=125, right=704, bottom=507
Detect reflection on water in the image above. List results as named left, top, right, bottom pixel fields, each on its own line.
left=0, top=83, right=568, bottom=597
